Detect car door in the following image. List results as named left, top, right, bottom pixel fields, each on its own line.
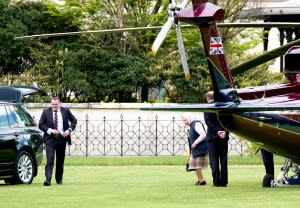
left=8, top=104, right=43, bottom=153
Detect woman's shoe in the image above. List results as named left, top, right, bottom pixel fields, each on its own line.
left=195, top=181, right=206, bottom=186
left=199, top=181, right=206, bottom=185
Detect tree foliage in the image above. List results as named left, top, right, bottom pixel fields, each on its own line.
left=0, top=0, right=287, bottom=103
left=0, top=0, right=82, bottom=78
left=0, top=0, right=36, bottom=75
left=30, top=39, right=149, bottom=102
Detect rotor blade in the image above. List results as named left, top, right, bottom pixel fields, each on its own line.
left=178, top=0, right=189, bottom=8
left=14, top=26, right=167, bottom=39
left=217, top=22, right=300, bottom=28
left=15, top=22, right=300, bottom=39
left=140, top=101, right=300, bottom=112
left=231, top=38, right=300, bottom=75
left=176, top=23, right=191, bottom=81
left=152, top=17, right=175, bottom=56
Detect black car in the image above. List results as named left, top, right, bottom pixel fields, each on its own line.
left=0, top=86, right=43, bottom=184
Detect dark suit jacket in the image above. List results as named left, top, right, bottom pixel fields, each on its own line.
left=204, top=112, right=229, bottom=142
left=38, top=107, right=77, bottom=145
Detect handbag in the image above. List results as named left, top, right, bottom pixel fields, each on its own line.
left=186, top=163, right=190, bottom=172
left=185, top=154, right=194, bottom=172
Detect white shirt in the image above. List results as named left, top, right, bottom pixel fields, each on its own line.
left=47, top=109, right=64, bottom=135
left=193, top=122, right=206, bottom=145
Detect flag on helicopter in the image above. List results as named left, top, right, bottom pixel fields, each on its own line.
left=209, top=37, right=224, bottom=55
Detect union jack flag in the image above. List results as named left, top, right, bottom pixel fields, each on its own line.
left=209, top=37, right=224, bottom=55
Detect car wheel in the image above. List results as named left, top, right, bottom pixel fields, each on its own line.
left=13, top=151, right=35, bottom=184
left=262, top=174, right=274, bottom=187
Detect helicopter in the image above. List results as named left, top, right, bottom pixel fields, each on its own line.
left=14, top=0, right=300, bottom=187
left=146, top=0, right=300, bottom=187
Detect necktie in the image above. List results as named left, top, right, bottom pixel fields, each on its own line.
left=53, top=111, right=58, bottom=130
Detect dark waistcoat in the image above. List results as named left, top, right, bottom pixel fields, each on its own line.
left=188, top=121, right=208, bottom=158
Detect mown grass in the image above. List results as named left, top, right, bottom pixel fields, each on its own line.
left=59, top=155, right=285, bottom=166
left=0, top=165, right=299, bottom=208
left=0, top=156, right=296, bottom=208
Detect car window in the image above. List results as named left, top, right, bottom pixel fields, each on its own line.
left=7, top=105, right=36, bottom=127
left=0, top=105, right=9, bottom=128
left=6, top=105, right=18, bottom=127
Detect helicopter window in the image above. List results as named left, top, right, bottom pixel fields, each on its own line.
left=285, top=55, right=300, bottom=72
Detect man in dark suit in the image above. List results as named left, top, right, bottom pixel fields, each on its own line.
left=204, top=92, right=229, bottom=187
left=39, top=97, right=77, bottom=186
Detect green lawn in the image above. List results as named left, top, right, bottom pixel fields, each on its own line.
left=0, top=156, right=298, bottom=208
left=60, top=155, right=286, bottom=166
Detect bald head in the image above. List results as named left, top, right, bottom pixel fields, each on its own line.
left=206, top=91, right=214, bottom=104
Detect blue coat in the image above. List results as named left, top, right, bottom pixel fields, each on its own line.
left=188, top=121, right=208, bottom=158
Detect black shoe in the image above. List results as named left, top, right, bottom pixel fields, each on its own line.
left=57, top=181, right=63, bottom=185
left=199, top=181, right=206, bottom=185
left=195, top=181, right=206, bottom=186
left=44, top=181, right=51, bottom=186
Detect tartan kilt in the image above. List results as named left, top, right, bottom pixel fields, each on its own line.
left=188, top=154, right=208, bottom=170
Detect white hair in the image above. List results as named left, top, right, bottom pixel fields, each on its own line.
left=181, top=113, right=197, bottom=123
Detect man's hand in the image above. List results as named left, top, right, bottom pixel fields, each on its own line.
left=63, top=130, right=71, bottom=137
left=52, top=129, right=60, bottom=135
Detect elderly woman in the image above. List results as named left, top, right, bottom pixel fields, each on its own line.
left=182, top=113, right=208, bottom=186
